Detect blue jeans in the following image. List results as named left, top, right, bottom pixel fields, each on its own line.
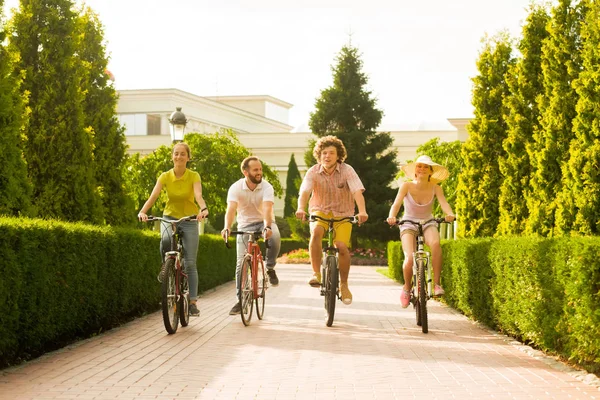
left=235, top=222, right=280, bottom=299
left=160, top=216, right=199, bottom=301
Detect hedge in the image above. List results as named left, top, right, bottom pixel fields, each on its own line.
left=0, top=216, right=236, bottom=368
left=387, top=236, right=600, bottom=373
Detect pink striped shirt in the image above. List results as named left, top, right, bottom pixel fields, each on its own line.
left=300, top=163, right=365, bottom=216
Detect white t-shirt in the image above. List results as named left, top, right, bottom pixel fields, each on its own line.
left=227, top=178, right=275, bottom=226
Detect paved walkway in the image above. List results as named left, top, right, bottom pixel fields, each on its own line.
left=1, top=264, right=598, bottom=400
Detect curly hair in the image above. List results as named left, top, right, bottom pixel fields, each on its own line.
left=313, top=135, right=347, bottom=163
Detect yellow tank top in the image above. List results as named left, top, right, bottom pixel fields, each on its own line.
left=158, top=169, right=201, bottom=219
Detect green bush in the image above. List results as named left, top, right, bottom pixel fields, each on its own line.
left=441, top=236, right=600, bottom=373
left=0, top=217, right=235, bottom=368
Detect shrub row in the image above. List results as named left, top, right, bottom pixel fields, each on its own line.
left=0, top=216, right=236, bottom=368
left=387, top=236, right=600, bottom=373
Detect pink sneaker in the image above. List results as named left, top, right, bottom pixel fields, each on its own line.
left=434, top=284, right=445, bottom=296
left=400, top=289, right=410, bottom=308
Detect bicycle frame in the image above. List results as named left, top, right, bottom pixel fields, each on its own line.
left=240, top=232, right=264, bottom=300
left=146, top=215, right=196, bottom=334
left=391, top=217, right=447, bottom=334
left=226, top=230, right=269, bottom=326
left=309, top=214, right=357, bottom=327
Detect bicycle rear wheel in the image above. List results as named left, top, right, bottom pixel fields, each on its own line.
left=325, top=256, right=338, bottom=327
left=418, top=259, right=428, bottom=333
left=162, top=258, right=179, bottom=334
left=240, top=256, right=254, bottom=326
left=179, top=264, right=190, bottom=327
left=255, top=258, right=267, bottom=320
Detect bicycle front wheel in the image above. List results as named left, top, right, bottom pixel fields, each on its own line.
left=256, top=258, right=267, bottom=320
left=240, top=256, right=254, bottom=326
left=418, top=259, right=428, bottom=333
left=162, top=258, right=179, bottom=334
left=325, top=255, right=338, bottom=327
left=179, top=265, right=190, bottom=327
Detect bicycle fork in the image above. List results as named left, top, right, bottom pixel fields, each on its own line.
left=412, top=251, right=432, bottom=303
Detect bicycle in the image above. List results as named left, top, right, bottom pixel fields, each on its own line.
left=146, top=215, right=197, bottom=334
left=225, top=230, right=269, bottom=326
left=308, top=214, right=358, bottom=327
left=389, top=217, right=450, bottom=333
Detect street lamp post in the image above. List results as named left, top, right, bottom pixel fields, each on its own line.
left=168, top=107, right=187, bottom=143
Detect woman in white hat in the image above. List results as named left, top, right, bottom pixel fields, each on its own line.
left=386, top=155, right=455, bottom=308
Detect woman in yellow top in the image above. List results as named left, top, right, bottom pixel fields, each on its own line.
left=138, top=143, right=209, bottom=316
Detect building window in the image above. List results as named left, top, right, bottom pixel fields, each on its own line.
left=147, top=114, right=161, bottom=136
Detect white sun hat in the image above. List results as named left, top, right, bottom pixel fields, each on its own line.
left=402, top=155, right=449, bottom=184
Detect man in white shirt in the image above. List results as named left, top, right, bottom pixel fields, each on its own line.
left=221, top=156, right=281, bottom=315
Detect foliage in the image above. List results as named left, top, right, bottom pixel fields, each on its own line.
left=9, top=0, right=103, bottom=223
left=556, top=0, right=600, bottom=235
left=526, top=0, right=585, bottom=236
left=0, top=1, right=32, bottom=216
left=77, top=7, right=133, bottom=226
left=123, top=146, right=172, bottom=221
left=455, top=33, right=515, bottom=238
left=498, top=4, right=549, bottom=236
left=0, top=216, right=236, bottom=368
left=283, top=153, right=301, bottom=218
left=308, top=45, right=399, bottom=243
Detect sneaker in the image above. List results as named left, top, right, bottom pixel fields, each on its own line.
left=340, top=283, right=352, bottom=305
left=308, top=272, right=321, bottom=287
left=229, top=302, right=241, bottom=315
left=189, top=302, right=200, bottom=316
left=400, top=288, right=410, bottom=308
left=267, top=269, right=279, bottom=286
left=434, top=284, right=445, bottom=296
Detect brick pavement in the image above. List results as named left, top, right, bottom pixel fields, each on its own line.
left=1, top=264, right=598, bottom=400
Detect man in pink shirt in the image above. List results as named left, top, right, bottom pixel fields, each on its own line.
left=296, top=135, right=368, bottom=305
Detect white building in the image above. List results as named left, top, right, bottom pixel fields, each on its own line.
left=117, top=88, right=470, bottom=216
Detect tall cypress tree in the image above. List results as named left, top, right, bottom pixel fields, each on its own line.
left=9, top=0, right=102, bottom=223
left=456, top=33, right=514, bottom=238
left=556, top=0, right=600, bottom=235
left=77, top=7, right=132, bottom=225
left=0, top=0, right=32, bottom=216
left=525, top=0, right=585, bottom=236
left=497, top=5, right=549, bottom=236
left=283, top=153, right=301, bottom=218
left=309, top=45, right=398, bottom=242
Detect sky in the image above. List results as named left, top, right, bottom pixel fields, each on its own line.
left=3, top=0, right=539, bottom=129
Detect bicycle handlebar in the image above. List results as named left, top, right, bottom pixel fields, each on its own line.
left=224, top=230, right=270, bottom=249
left=386, top=217, right=452, bottom=227
left=145, top=215, right=198, bottom=224
left=308, top=215, right=359, bottom=224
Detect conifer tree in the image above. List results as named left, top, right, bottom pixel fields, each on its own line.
left=309, top=45, right=398, bottom=242
left=497, top=5, right=549, bottom=236
left=525, top=0, right=585, bottom=236
left=455, top=33, right=514, bottom=238
left=77, top=7, right=132, bottom=225
left=556, top=0, right=600, bottom=235
left=0, top=0, right=32, bottom=215
left=9, top=0, right=102, bottom=223
left=283, top=154, right=301, bottom=218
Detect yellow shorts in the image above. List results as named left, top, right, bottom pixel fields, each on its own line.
left=310, top=211, right=353, bottom=247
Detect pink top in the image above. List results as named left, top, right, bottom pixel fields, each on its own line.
left=300, top=162, right=365, bottom=217
left=401, top=190, right=437, bottom=233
